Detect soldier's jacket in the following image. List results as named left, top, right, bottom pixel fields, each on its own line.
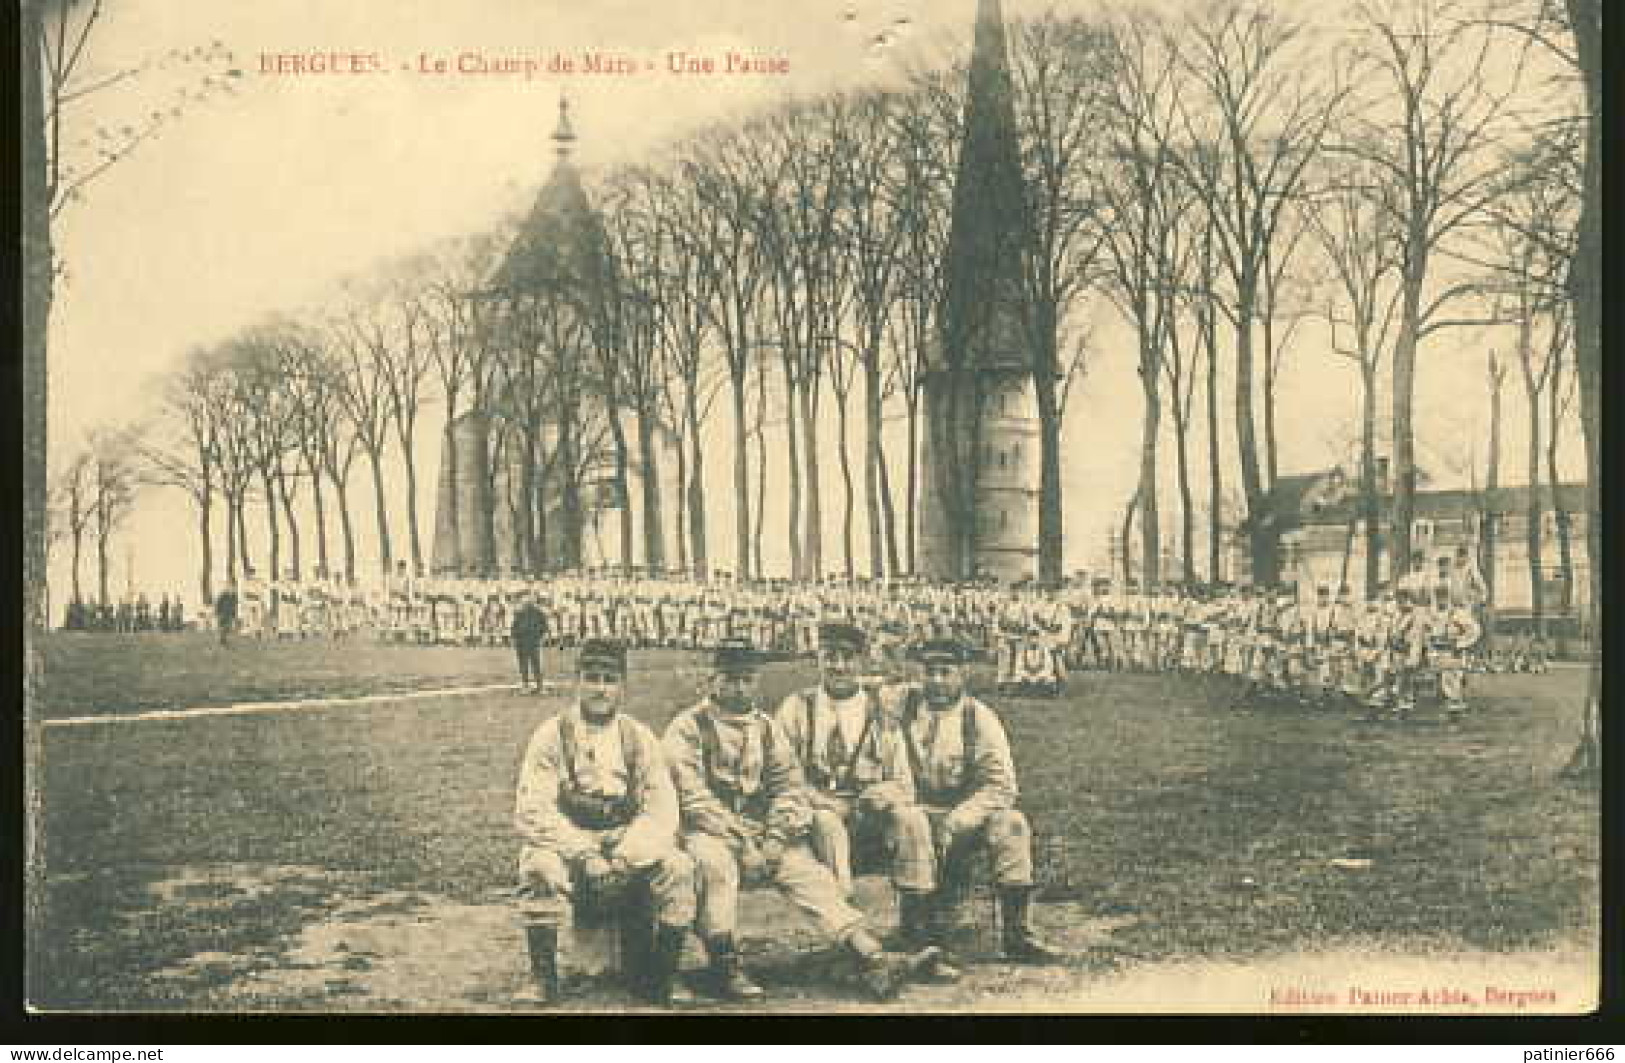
left=663, top=701, right=812, bottom=845
left=514, top=706, right=679, bottom=864
left=774, top=685, right=914, bottom=808
left=895, top=689, right=1019, bottom=832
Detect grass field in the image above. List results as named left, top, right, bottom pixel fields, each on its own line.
left=27, top=633, right=1600, bottom=1013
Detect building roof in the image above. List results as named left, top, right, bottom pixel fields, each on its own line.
left=487, top=99, right=609, bottom=298
left=1277, top=473, right=1588, bottom=529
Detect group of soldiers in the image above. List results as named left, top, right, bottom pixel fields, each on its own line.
left=1049, top=579, right=1487, bottom=721
left=218, top=558, right=1494, bottom=718
left=61, top=593, right=188, bottom=634
left=513, top=623, right=1063, bottom=1007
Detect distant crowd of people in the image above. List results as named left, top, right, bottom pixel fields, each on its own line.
left=60, top=594, right=188, bottom=633
left=202, top=539, right=1535, bottom=720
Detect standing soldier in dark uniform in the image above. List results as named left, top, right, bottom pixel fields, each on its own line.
left=896, top=638, right=1066, bottom=965
left=214, top=582, right=240, bottom=647
left=511, top=592, right=548, bottom=695
left=513, top=639, right=697, bottom=1006
left=663, top=639, right=941, bottom=1002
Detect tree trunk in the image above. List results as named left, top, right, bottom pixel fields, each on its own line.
left=1360, top=360, right=1382, bottom=599
left=309, top=467, right=329, bottom=576
left=70, top=531, right=84, bottom=604
left=261, top=469, right=282, bottom=579
left=1034, top=349, right=1064, bottom=586
left=1138, top=353, right=1161, bottom=590
left=441, top=421, right=461, bottom=574
left=277, top=470, right=302, bottom=580
left=863, top=359, right=886, bottom=580
left=609, top=413, right=633, bottom=573
left=96, top=529, right=111, bottom=607
left=905, top=395, right=920, bottom=576
left=1262, top=311, right=1279, bottom=494
left=876, top=430, right=902, bottom=579
left=731, top=372, right=753, bottom=580
left=236, top=497, right=254, bottom=576
left=1234, top=281, right=1274, bottom=585
left=402, top=437, right=423, bottom=574
left=1120, top=485, right=1140, bottom=586
left=686, top=389, right=708, bottom=578
left=1563, top=0, right=1600, bottom=778
left=1389, top=252, right=1427, bottom=587
left=636, top=408, right=666, bottom=573
left=779, top=359, right=803, bottom=580
left=1482, top=359, right=1503, bottom=611
left=1521, top=350, right=1545, bottom=639
left=333, top=476, right=357, bottom=582
left=1173, top=414, right=1195, bottom=586
left=1547, top=356, right=1574, bottom=645
left=22, top=0, right=51, bottom=716
left=1204, top=313, right=1223, bottom=583
left=835, top=386, right=856, bottom=580
left=752, top=359, right=768, bottom=578
left=223, top=495, right=238, bottom=586
left=366, top=448, right=392, bottom=575
left=800, top=376, right=824, bottom=580
left=198, top=490, right=215, bottom=607
left=673, top=424, right=688, bottom=573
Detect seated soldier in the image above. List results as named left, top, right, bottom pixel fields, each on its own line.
left=895, top=638, right=1066, bottom=965
left=773, top=622, right=959, bottom=982
left=664, top=639, right=941, bottom=1003
left=513, top=639, right=697, bottom=1007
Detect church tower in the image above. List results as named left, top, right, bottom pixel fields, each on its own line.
left=918, top=0, right=1040, bottom=582
left=431, top=96, right=610, bottom=576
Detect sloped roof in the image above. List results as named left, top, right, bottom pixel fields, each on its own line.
left=489, top=156, right=610, bottom=297
left=1303, top=480, right=1587, bottom=526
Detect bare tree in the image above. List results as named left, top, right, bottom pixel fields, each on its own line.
left=89, top=426, right=141, bottom=606
left=1480, top=349, right=1508, bottom=611
left=1011, top=13, right=1115, bottom=584
left=330, top=307, right=397, bottom=575
left=143, top=346, right=229, bottom=603
left=53, top=448, right=97, bottom=607
left=1164, top=1, right=1345, bottom=585
left=1339, top=0, right=1521, bottom=587
left=1311, top=157, right=1405, bottom=597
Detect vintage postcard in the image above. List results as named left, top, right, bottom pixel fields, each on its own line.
left=22, top=0, right=1601, bottom=1017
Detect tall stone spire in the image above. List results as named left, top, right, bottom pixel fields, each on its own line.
left=919, top=0, right=1040, bottom=582
left=940, top=0, right=1033, bottom=372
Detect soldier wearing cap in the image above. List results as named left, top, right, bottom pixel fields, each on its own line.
left=772, top=623, right=954, bottom=977
left=513, top=639, right=697, bottom=1006
left=894, top=638, right=1065, bottom=964
left=663, top=638, right=940, bottom=1002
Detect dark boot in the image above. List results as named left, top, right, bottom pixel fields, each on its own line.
left=999, top=887, right=1067, bottom=965
left=523, top=923, right=561, bottom=1002
left=889, top=892, right=962, bottom=983
left=705, top=933, right=764, bottom=1002
left=848, top=928, right=947, bottom=1001
left=645, top=923, right=697, bottom=1007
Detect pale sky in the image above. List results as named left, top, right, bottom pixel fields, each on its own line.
left=44, top=0, right=1583, bottom=605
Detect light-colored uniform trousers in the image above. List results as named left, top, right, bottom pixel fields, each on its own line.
left=685, top=830, right=866, bottom=942
left=518, top=832, right=696, bottom=930
left=805, top=792, right=936, bottom=895
left=932, top=806, right=1036, bottom=889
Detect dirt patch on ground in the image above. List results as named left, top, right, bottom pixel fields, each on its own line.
left=126, top=866, right=1595, bottom=1014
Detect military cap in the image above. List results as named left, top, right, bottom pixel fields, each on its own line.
left=818, top=621, right=869, bottom=654
left=577, top=638, right=627, bottom=678
left=712, top=638, right=763, bottom=674
left=910, top=637, right=971, bottom=666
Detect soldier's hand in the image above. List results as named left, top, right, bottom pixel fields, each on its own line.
left=758, top=837, right=786, bottom=874
left=738, top=842, right=771, bottom=887
left=579, top=853, right=613, bottom=885
left=599, top=827, right=627, bottom=854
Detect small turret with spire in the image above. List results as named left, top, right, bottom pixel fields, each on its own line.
left=552, top=94, right=577, bottom=160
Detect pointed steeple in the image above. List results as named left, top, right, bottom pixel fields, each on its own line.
left=940, top=0, right=1033, bottom=371
left=490, top=94, right=607, bottom=296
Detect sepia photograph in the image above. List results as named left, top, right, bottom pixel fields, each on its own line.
left=19, top=0, right=1602, bottom=1018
